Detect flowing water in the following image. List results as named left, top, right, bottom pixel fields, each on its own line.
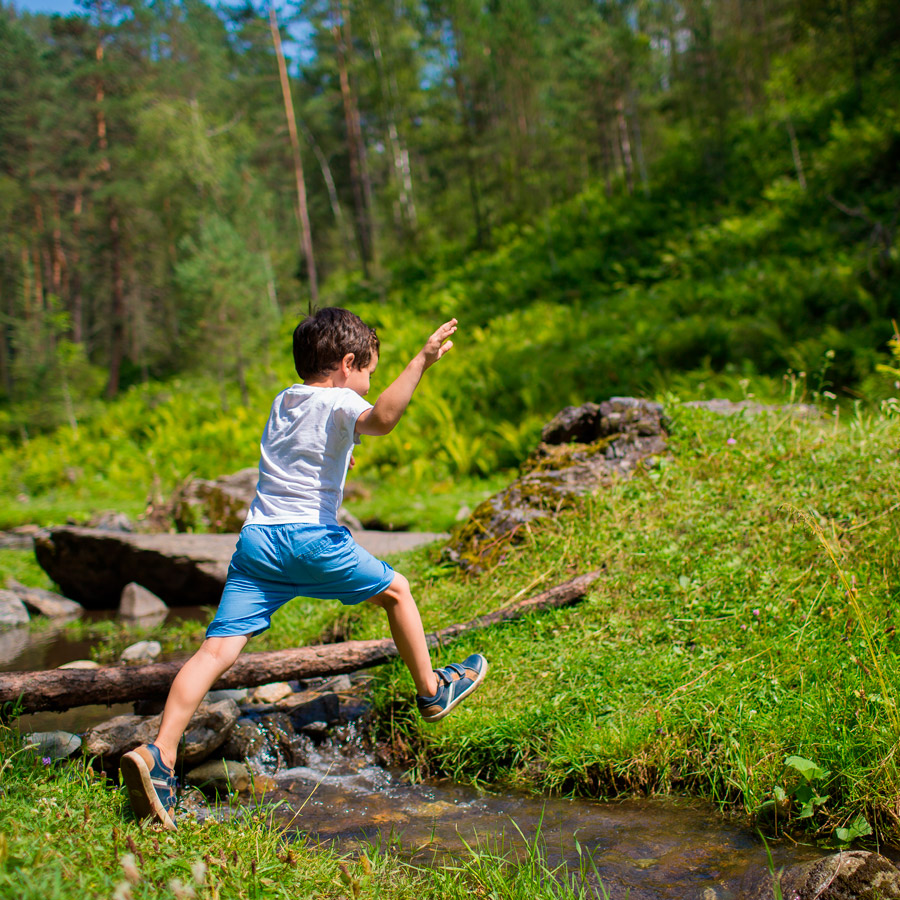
left=241, top=724, right=832, bottom=900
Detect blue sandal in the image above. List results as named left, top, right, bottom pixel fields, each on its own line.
left=416, top=654, right=489, bottom=722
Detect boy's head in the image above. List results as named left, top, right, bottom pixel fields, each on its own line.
left=293, top=307, right=380, bottom=380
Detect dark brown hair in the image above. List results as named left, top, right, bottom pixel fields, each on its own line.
left=292, top=307, right=380, bottom=380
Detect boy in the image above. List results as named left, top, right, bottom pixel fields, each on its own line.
left=121, top=308, right=488, bottom=831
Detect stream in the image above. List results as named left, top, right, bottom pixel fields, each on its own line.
left=253, top=722, right=831, bottom=900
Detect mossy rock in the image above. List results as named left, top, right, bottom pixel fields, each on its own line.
left=446, top=398, right=668, bottom=570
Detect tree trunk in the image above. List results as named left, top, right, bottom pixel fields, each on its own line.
left=369, top=21, right=417, bottom=236
left=95, top=37, right=125, bottom=398
left=449, top=20, right=486, bottom=247
left=615, top=95, right=635, bottom=195
left=70, top=188, right=83, bottom=345
left=0, top=571, right=602, bottom=713
left=269, top=5, right=318, bottom=313
left=331, top=0, right=374, bottom=274
left=299, top=119, right=355, bottom=264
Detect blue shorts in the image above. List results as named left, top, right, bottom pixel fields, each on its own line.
left=206, top=523, right=395, bottom=638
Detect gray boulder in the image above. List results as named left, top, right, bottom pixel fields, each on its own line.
left=743, top=850, right=900, bottom=900
left=23, top=731, right=81, bottom=760
left=34, top=526, right=441, bottom=608
left=448, top=398, right=667, bottom=569
left=171, top=469, right=259, bottom=533
left=34, top=527, right=238, bottom=608
left=82, top=698, right=241, bottom=765
left=5, top=579, right=83, bottom=618
left=0, top=590, right=30, bottom=627
left=119, top=582, right=168, bottom=619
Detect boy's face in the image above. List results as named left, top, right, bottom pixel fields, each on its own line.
left=347, top=354, right=378, bottom=397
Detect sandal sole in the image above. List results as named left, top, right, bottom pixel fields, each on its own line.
left=120, top=749, right=177, bottom=831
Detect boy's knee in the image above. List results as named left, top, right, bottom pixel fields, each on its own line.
left=199, top=635, right=246, bottom=668
left=370, top=573, right=412, bottom=606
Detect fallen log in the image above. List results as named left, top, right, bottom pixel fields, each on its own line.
left=0, top=570, right=602, bottom=714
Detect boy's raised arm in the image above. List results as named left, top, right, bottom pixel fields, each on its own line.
left=355, top=318, right=457, bottom=437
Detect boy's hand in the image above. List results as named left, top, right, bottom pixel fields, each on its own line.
left=419, top=319, right=457, bottom=369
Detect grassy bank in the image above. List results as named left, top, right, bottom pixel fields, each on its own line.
left=6, top=397, right=900, bottom=847
left=266, top=399, right=899, bottom=846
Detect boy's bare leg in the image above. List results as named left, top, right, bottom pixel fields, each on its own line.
left=153, top=634, right=249, bottom=769
left=367, top=574, right=439, bottom=698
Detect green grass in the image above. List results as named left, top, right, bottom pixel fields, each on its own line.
left=0, top=723, right=604, bottom=900
left=343, top=400, right=900, bottom=845
left=3, top=398, right=900, bottom=897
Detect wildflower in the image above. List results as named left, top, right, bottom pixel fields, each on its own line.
left=727, top=437, right=737, bottom=445
left=41, top=757, right=51, bottom=766
left=752, top=609, right=760, bottom=617
left=741, top=624, right=747, bottom=631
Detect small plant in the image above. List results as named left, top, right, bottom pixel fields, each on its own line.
left=782, top=756, right=830, bottom=820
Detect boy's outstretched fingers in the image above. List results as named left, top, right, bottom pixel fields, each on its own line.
left=423, top=318, right=458, bottom=366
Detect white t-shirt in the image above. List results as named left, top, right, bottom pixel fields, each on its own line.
left=243, top=385, right=372, bottom=527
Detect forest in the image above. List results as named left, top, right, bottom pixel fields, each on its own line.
left=1, top=0, right=898, bottom=450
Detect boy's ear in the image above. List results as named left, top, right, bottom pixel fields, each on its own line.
left=340, top=352, right=356, bottom=374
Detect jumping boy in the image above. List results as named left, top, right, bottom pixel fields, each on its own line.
left=121, top=308, right=488, bottom=830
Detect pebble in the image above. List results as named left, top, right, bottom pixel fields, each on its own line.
left=119, top=640, right=162, bottom=664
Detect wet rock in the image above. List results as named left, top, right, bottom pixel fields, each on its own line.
left=220, top=718, right=267, bottom=760
left=323, top=674, right=353, bottom=693
left=0, top=590, right=30, bottom=627
left=119, top=583, right=168, bottom=619
left=119, top=640, right=161, bottom=664
left=743, top=850, right=900, bottom=900
left=250, top=681, right=294, bottom=705
left=274, top=689, right=340, bottom=728
left=207, top=688, right=249, bottom=704
left=447, top=397, right=667, bottom=569
left=258, top=712, right=308, bottom=769
left=182, top=701, right=243, bottom=764
left=23, top=731, right=81, bottom=760
left=57, top=659, right=100, bottom=669
left=82, top=698, right=241, bottom=765
left=299, top=721, right=330, bottom=741
left=186, top=759, right=252, bottom=795
left=5, top=579, right=83, bottom=618
left=338, top=698, right=372, bottom=722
